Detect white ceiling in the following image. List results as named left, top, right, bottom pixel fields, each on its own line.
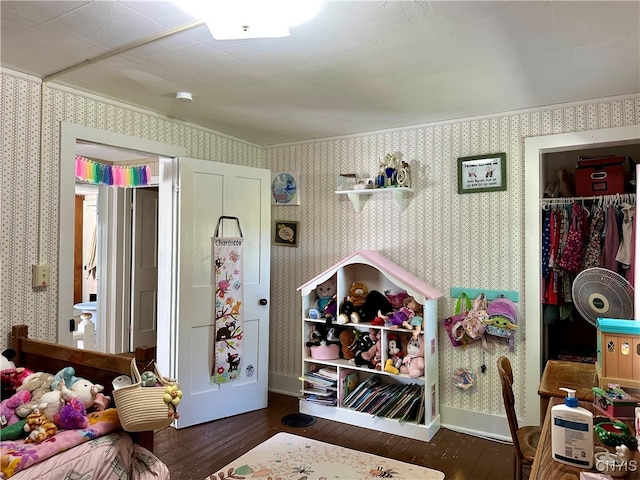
left=2, top=1, right=639, bottom=146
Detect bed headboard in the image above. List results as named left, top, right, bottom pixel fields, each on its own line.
left=10, top=324, right=157, bottom=452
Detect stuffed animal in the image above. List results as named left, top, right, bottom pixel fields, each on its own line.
left=351, top=329, right=377, bottom=368
left=51, top=366, right=81, bottom=389
left=339, top=328, right=357, bottom=360
left=360, top=330, right=382, bottom=370
left=141, top=371, right=158, bottom=387
left=53, top=397, right=88, bottom=430
left=0, top=390, right=31, bottom=428
left=379, top=295, right=421, bottom=329
left=163, top=385, right=183, bottom=419
left=356, top=290, right=393, bottom=324
left=384, top=333, right=404, bottom=374
left=1, top=348, right=33, bottom=398
left=37, top=379, right=76, bottom=421
left=399, top=335, right=425, bottom=378
left=15, top=372, right=55, bottom=418
left=69, top=378, right=104, bottom=410
left=308, top=278, right=337, bottom=318
left=348, top=282, right=368, bottom=307
left=23, top=408, right=58, bottom=443
left=337, top=297, right=358, bottom=325
left=384, top=290, right=408, bottom=310
left=400, top=297, right=424, bottom=338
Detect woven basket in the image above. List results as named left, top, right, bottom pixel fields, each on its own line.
left=113, top=358, right=179, bottom=432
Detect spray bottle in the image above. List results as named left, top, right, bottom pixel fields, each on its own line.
left=551, top=387, right=594, bottom=468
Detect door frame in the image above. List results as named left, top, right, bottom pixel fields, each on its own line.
left=59, top=123, right=185, bottom=351
left=523, top=124, right=640, bottom=426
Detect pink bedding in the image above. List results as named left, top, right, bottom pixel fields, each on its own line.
left=1, top=408, right=168, bottom=479
left=8, top=432, right=169, bottom=480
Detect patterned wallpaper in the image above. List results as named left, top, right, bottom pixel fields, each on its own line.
left=2, top=69, right=639, bottom=428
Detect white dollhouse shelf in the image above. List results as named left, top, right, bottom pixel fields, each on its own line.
left=335, top=187, right=414, bottom=212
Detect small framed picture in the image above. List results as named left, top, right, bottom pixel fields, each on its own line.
left=457, top=153, right=507, bottom=194
left=271, top=171, right=301, bottom=205
left=273, top=220, right=299, bottom=247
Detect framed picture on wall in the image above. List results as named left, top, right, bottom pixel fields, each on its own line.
left=457, top=153, right=506, bottom=194
left=271, top=171, right=301, bottom=205
left=273, top=220, right=299, bottom=247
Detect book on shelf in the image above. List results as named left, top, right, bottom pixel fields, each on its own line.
left=299, top=372, right=337, bottom=389
left=343, top=375, right=380, bottom=407
left=301, top=386, right=336, bottom=397
left=399, top=386, right=424, bottom=423
left=338, top=369, right=359, bottom=406
left=318, top=366, right=338, bottom=380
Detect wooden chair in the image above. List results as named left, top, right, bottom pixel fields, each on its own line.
left=497, top=356, right=541, bottom=480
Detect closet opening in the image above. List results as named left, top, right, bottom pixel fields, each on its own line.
left=541, top=144, right=640, bottom=366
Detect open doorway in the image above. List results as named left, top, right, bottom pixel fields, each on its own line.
left=73, top=142, right=160, bottom=353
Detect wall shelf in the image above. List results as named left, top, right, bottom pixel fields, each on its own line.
left=335, top=187, right=414, bottom=212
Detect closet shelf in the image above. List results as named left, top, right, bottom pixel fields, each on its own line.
left=335, top=187, right=414, bottom=212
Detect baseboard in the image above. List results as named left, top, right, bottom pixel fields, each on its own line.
left=269, top=374, right=514, bottom=443
left=269, top=373, right=300, bottom=396
left=440, top=404, right=512, bottom=442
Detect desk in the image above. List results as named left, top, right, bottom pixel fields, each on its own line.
left=530, top=398, right=640, bottom=480
left=538, top=360, right=597, bottom=422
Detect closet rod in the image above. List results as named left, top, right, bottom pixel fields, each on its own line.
left=540, top=193, right=636, bottom=207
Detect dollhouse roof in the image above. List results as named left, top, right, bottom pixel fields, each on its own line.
left=297, top=250, right=443, bottom=302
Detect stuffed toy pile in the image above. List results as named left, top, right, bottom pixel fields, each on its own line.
left=0, top=358, right=110, bottom=443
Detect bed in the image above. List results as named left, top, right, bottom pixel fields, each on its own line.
left=1, top=325, right=170, bottom=479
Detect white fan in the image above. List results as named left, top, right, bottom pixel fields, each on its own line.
left=572, top=267, right=634, bottom=326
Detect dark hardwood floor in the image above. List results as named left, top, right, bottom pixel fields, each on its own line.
left=154, top=392, right=522, bottom=480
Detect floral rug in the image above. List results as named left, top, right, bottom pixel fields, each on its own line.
left=206, top=432, right=444, bottom=480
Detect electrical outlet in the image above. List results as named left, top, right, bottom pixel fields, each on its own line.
left=32, top=264, right=51, bottom=287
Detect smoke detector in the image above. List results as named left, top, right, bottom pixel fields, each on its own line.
left=175, top=91, right=193, bottom=102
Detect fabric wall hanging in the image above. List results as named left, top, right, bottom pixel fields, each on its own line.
left=211, top=216, right=244, bottom=384
left=75, top=155, right=151, bottom=187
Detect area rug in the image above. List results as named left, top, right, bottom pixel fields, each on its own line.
left=206, top=432, right=444, bottom=480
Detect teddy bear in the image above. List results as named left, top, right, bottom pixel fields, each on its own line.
left=0, top=390, right=31, bottom=428
left=339, top=328, right=357, bottom=360
left=15, top=371, right=55, bottom=418
left=308, top=278, right=337, bottom=319
left=348, top=282, right=368, bottom=307
left=399, top=335, right=425, bottom=378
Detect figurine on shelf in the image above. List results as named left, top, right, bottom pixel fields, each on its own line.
left=377, top=295, right=423, bottom=334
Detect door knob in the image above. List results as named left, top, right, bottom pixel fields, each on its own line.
left=259, top=298, right=268, bottom=306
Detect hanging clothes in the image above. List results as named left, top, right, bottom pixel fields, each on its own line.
left=581, top=206, right=605, bottom=270
left=627, top=213, right=636, bottom=286
left=615, top=203, right=635, bottom=268
left=601, top=205, right=620, bottom=271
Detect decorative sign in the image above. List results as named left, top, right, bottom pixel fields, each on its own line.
left=457, top=153, right=506, bottom=194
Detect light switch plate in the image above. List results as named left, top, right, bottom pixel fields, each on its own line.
left=32, top=264, right=50, bottom=287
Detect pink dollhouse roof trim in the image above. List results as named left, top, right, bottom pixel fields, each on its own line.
left=297, top=250, right=443, bottom=300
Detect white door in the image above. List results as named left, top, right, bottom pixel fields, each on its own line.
left=157, top=157, right=271, bottom=428
left=131, top=188, right=159, bottom=349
